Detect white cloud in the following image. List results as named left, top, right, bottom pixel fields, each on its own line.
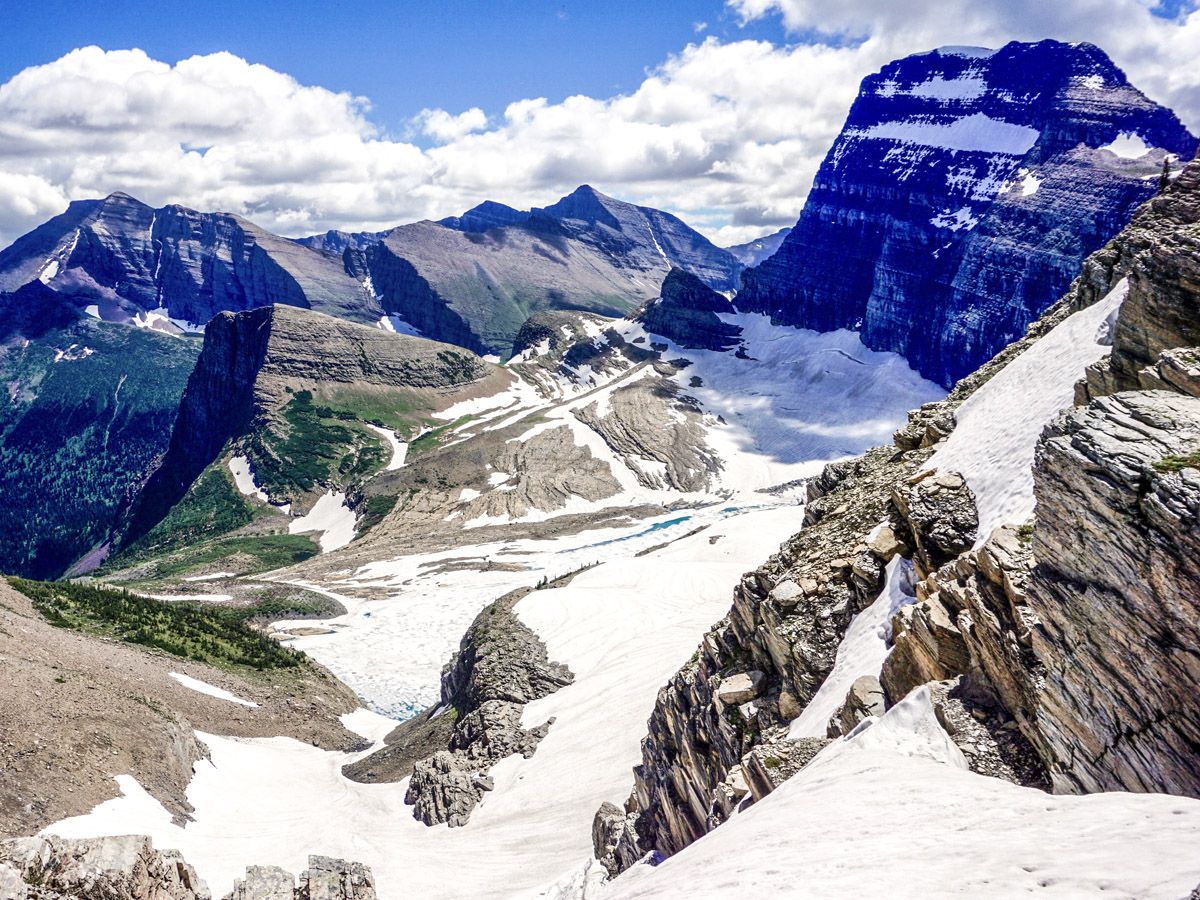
left=0, top=5, right=1197, bottom=251
left=412, top=107, right=488, bottom=143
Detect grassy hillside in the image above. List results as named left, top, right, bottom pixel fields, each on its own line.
left=8, top=577, right=304, bottom=671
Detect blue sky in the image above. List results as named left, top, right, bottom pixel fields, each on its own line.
left=0, top=0, right=1196, bottom=247
left=0, top=0, right=790, bottom=135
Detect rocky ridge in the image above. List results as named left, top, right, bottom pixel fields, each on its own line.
left=598, top=148, right=1200, bottom=879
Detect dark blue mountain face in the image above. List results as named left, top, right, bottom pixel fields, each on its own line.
left=738, top=40, right=1198, bottom=387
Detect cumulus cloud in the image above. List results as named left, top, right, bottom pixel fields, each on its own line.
left=412, top=107, right=488, bottom=143
left=0, top=4, right=1197, bottom=249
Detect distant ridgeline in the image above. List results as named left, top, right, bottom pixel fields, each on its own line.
left=737, top=40, right=1198, bottom=387
left=0, top=185, right=742, bottom=358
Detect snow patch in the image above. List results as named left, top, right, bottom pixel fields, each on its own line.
left=288, top=491, right=356, bottom=553
left=788, top=557, right=916, bottom=738
left=856, top=113, right=1039, bottom=155
left=363, top=423, right=407, bottom=471
left=925, top=279, right=1129, bottom=543
left=930, top=206, right=979, bottom=231
left=168, top=673, right=257, bottom=708
left=909, top=75, right=987, bottom=101
left=228, top=456, right=271, bottom=504
left=376, top=314, right=422, bottom=337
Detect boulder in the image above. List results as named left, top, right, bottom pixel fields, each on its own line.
left=716, top=671, right=765, bottom=705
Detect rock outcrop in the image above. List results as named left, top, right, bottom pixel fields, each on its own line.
left=737, top=40, right=1197, bottom=387
left=1029, top=390, right=1200, bottom=794
left=346, top=584, right=573, bottom=827
left=637, top=269, right=743, bottom=352
left=0, top=835, right=209, bottom=900
left=225, top=856, right=376, bottom=900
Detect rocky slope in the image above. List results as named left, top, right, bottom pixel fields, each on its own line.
left=636, top=269, right=743, bottom=352
left=0, top=281, right=198, bottom=579
left=118, top=304, right=505, bottom=555
left=598, top=149, right=1200, bottom=878
left=357, top=186, right=741, bottom=355
left=737, top=39, right=1197, bottom=387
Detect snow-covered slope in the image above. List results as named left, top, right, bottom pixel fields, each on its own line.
left=603, top=689, right=1200, bottom=900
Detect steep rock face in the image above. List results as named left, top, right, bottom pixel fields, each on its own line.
left=0, top=282, right=198, bottom=578
left=1082, top=155, right=1200, bottom=393
left=637, top=269, right=743, bottom=351
left=1029, top=390, right=1200, bottom=794
left=0, top=193, right=378, bottom=330
left=122, top=305, right=495, bottom=545
left=0, top=835, right=209, bottom=900
left=738, top=40, right=1196, bottom=387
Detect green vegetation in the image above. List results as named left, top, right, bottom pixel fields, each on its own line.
left=407, top=415, right=473, bottom=459
left=357, top=493, right=398, bottom=533
left=8, top=577, right=304, bottom=670
left=247, top=390, right=388, bottom=499
left=106, top=466, right=256, bottom=569
left=313, top=384, right=436, bottom=434
left=1152, top=451, right=1200, bottom=474
left=111, top=533, right=319, bottom=582
left=0, top=319, right=198, bottom=579
left=221, top=587, right=343, bottom=624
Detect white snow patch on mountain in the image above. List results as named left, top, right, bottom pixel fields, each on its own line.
left=376, top=314, right=422, bottom=337
left=228, top=455, right=271, bottom=504
left=925, top=279, right=1128, bottom=543
left=288, top=491, right=356, bottom=552
left=930, top=206, right=979, bottom=231
left=857, top=113, right=1039, bottom=155
left=909, top=75, right=987, bottom=101
left=364, top=423, right=407, bottom=470
left=168, top=673, right=257, bottom=708
left=602, top=686, right=1200, bottom=900
left=788, top=556, right=916, bottom=738
left=1101, top=131, right=1153, bottom=159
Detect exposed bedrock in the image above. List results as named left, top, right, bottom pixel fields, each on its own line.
left=1029, top=390, right=1200, bottom=794
left=345, top=584, right=573, bottom=827
left=636, top=268, right=743, bottom=352
left=0, top=835, right=210, bottom=900
left=225, top=856, right=377, bottom=900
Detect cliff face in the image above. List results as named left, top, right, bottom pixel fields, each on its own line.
left=122, top=305, right=495, bottom=545
left=1030, top=391, right=1200, bottom=794
left=737, top=40, right=1197, bottom=387
left=637, top=269, right=743, bottom=351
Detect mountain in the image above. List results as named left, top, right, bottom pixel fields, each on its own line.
left=724, top=227, right=791, bottom=267
left=0, top=192, right=381, bottom=331
left=0, top=187, right=739, bottom=358
left=437, top=200, right=531, bottom=232
left=0, top=281, right=198, bottom=579
left=737, top=40, right=1197, bottom=387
